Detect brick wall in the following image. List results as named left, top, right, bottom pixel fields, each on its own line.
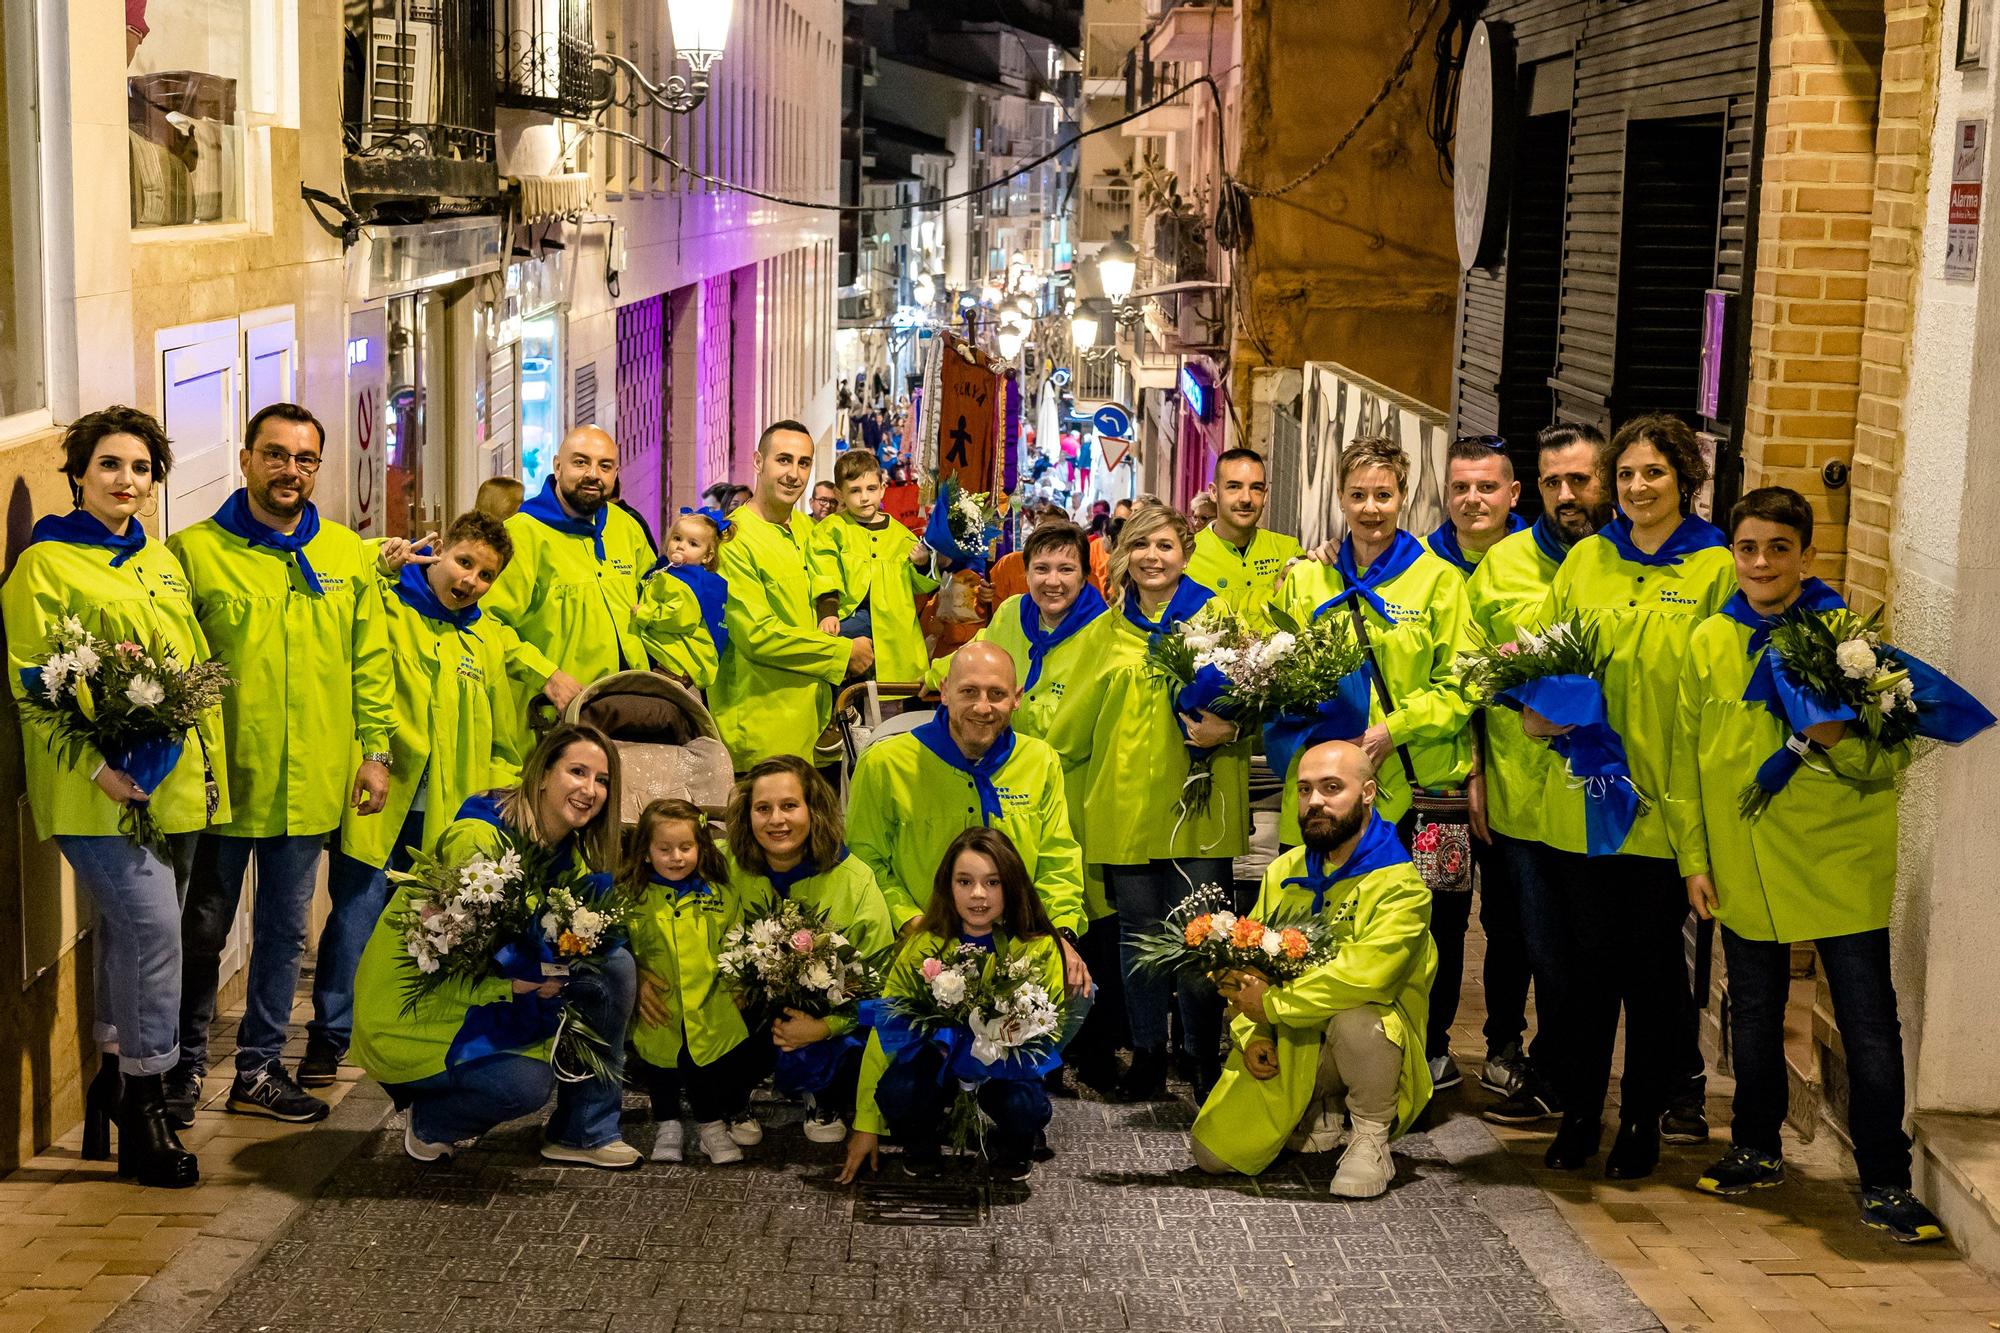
left=1847, top=0, right=1943, bottom=614
left=1741, top=0, right=1886, bottom=585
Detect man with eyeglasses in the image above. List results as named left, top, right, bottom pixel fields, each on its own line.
left=166, top=402, right=397, bottom=1127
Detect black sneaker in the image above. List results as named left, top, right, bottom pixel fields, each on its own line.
left=1695, top=1145, right=1785, bottom=1196
left=227, top=1063, right=330, bottom=1123
left=296, top=1037, right=342, bottom=1089
left=1660, top=1099, right=1711, bottom=1145
left=1860, top=1185, right=1947, bottom=1244
left=990, top=1156, right=1031, bottom=1182
left=1482, top=1084, right=1562, bottom=1125
left=1480, top=1042, right=1531, bottom=1097
left=898, top=1152, right=943, bottom=1181
left=163, top=1063, right=201, bottom=1130
left=1427, top=1055, right=1463, bottom=1091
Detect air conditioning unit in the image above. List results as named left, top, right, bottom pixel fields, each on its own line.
left=368, top=6, right=438, bottom=141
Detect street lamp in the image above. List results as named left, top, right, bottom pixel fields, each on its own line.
left=1012, top=295, right=1036, bottom=321
left=1096, top=239, right=1138, bottom=305
left=666, top=0, right=734, bottom=72
left=995, top=321, right=1025, bottom=360
left=912, top=274, right=935, bottom=307
left=980, top=283, right=1004, bottom=307
left=591, top=0, right=732, bottom=115
left=1070, top=305, right=1101, bottom=350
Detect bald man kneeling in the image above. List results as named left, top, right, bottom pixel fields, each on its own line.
left=1190, top=740, right=1438, bottom=1198
left=847, top=642, right=1092, bottom=995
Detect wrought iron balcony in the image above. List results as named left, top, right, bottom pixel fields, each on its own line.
left=344, top=0, right=500, bottom=211
left=497, top=0, right=595, bottom=119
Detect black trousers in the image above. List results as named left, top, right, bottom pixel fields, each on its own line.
left=877, top=1043, right=1051, bottom=1165
left=1062, top=912, right=1129, bottom=1073
left=636, top=1033, right=773, bottom=1123
left=1474, top=832, right=1537, bottom=1061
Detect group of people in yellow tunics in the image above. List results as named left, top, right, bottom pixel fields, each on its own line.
left=5, top=399, right=1954, bottom=1243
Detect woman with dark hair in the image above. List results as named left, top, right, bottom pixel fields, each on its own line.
left=350, top=724, right=640, bottom=1167
left=1, top=406, right=229, bottom=1187
left=1527, top=411, right=1736, bottom=1180
left=724, top=755, right=898, bottom=1142
left=840, top=827, right=1070, bottom=1182
left=302, top=510, right=531, bottom=1088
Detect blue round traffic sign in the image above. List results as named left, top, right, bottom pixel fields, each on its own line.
left=1093, top=404, right=1132, bottom=439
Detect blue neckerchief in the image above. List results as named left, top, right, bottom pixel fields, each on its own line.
left=642, top=562, right=730, bottom=660
left=650, top=871, right=712, bottom=899
left=1598, top=511, right=1726, bottom=568
left=957, top=931, right=996, bottom=953
left=30, top=510, right=147, bottom=567
left=911, top=705, right=1017, bottom=825
left=1314, top=529, right=1425, bottom=622
left=1529, top=513, right=1571, bottom=566
left=1021, top=583, right=1108, bottom=693
left=1279, top=812, right=1412, bottom=914
left=767, top=845, right=849, bottom=898
left=1121, top=576, right=1214, bottom=637
left=1721, top=578, right=1846, bottom=652
left=393, top=555, right=480, bottom=630
left=519, top=476, right=608, bottom=561
left=211, top=489, right=323, bottom=593
left=453, top=792, right=576, bottom=866
left=1425, top=514, right=1526, bottom=575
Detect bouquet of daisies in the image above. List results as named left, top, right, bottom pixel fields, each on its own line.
left=18, top=616, right=229, bottom=855
left=1739, top=603, right=1995, bottom=816
left=1257, top=607, right=1372, bottom=780
left=866, top=942, right=1068, bottom=1151
left=1457, top=620, right=1648, bottom=857
left=716, top=898, right=879, bottom=1021
left=1127, top=883, right=1333, bottom=985
left=1145, top=601, right=1286, bottom=814
left=387, top=833, right=632, bottom=1081
left=922, top=477, right=1003, bottom=576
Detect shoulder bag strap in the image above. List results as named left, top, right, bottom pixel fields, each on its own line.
left=1343, top=592, right=1422, bottom=791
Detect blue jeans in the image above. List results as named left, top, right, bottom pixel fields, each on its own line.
left=393, top=1056, right=557, bottom=1145
left=178, top=832, right=327, bottom=1076
left=57, top=834, right=200, bottom=1075
left=1109, top=857, right=1232, bottom=1058
left=309, top=809, right=425, bottom=1053
left=1723, top=926, right=1911, bottom=1188
left=543, top=947, right=636, bottom=1148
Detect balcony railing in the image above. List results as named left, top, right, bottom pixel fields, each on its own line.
left=496, top=0, right=594, bottom=118
left=344, top=0, right=500, bottom=207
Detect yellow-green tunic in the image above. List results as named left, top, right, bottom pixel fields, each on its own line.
left=2, top=535, right=232, bottom=837
left=337, top=579, right=528, bottom=870
left=724, top=849, right=899, bottom=1037
left=1462, top=526, right=1582, bottom=848
left=632, top=568, right=719, bottom=688
left=852, top=930, right=1065, bottom=1135
left=1185, top=526, right=1303, bottom=633
left=1043, top=607, right=1251, bottom=866
left=808, top=511, right=938, bottom=684
left=169, top=516, right=394, bottom=837
left=1190, top=846, right=1436, bottom=1175
left=1666, top=614, right=1908, bottom=942
left=1529, top=532, right=1737, bottom=859
left=922, top=593, right=1100, bottom=740
left=712, top=508, right=851, bottom=768
left=1276, top=550, right=1474, bottom=842
left=484, top=504, right=655, bottom=686
left=628, top=873, right=775, bottom=1068
left=846, top=730, right=1086, bottom=934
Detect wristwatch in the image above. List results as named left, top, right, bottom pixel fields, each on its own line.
left=362, top=751, right=393, bottom=769
left=1057, top=926, right=1081, bottom=948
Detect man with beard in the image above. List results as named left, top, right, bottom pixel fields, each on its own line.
left=712, top=420, right=872, bottom=769
left=810, top=479, right=841, bottom=523
left=168, top=402, right=397, bottom=1126
left=485, top=426, right=679, bottom=701
left=1185, top=449, right=1303, bottom=635
left=1465, top=424, right=1613, bottom=1126
left=848, top=642, right=1090, bottom=990
left=1191, top=740, right=1436, bottom=1199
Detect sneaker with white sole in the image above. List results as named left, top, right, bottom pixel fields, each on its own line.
left=403, top=1122, right=455, bottom=1163
left=726, top=1115, right=764, bottom=1147
left=1287, top=1107, right=1348, bottom=1155
left=1480, top=1044, right=1530, bottom=1097
left=651, top=1120, right=685, bottom=1163
left=1329, top=1118, right=1395, bottom=1199
left=803, top=1113, right=847, bottom=1144
left=227, top=1063, right=330, bottom=1123
left=1426, top=1056, right=1463, bottom=1092
left=540, top=1139, right=643, bottom=1170
left=697, top=1121, right=744, bottom=1164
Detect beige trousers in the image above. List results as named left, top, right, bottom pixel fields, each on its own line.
left=1193, top=1005, right=1403, bottom=1174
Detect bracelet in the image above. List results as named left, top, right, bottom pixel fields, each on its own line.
left=362, top=751, right=393, bottom=769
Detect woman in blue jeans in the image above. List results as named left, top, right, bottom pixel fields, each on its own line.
left=349, top=724, right=641, bottom=1167
left=0, top=407, right=230, bottom=1188
left=1046, top=502, right=1249, bottom=1101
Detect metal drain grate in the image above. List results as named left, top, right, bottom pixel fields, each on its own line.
left=854, top=1179, right=986, bottom=1227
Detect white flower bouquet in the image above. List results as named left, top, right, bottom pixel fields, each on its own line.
left=1144, top=601, right=1274, bottom=815
left=717, top=898, right=879, bottom=1021
left=17, top=616, right=229, bottom=853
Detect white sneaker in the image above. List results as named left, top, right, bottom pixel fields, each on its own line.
left=403, top=1121, right=455, bottom=1163
left=1287, top=1107, right=1348, bottom=1155
left=540, top=1139, right=643, bottom=1170
left=697, top=1120, right=744, bottom=1164
left=803, top=1113, right=847, bottom=1144
left=652, top=1120, right=685, bottom=1163
left=726, top=1115, right=764, bottom=1147
left=1329, top=1118, right=1394, bottom=1199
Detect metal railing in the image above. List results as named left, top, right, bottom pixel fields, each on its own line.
left=496, top=0, right=593, bottom=118
left=348, top=0, right=497, bottom=161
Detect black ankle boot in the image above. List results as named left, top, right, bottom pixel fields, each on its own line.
left=1604, top=1119, right=1661, bottom=1180
left=1116, top=1049, right=1169, bottom=1102
left=1544, top=1114, right=1603, bottom=1171
left=117, top=1074, right=199, bottom=1188
left=82, top=1054, right=121, bottom=1161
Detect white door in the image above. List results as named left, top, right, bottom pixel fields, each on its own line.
left=243, top=313, right=297, bottom=417
left=157, top=319, right=242, bottom=537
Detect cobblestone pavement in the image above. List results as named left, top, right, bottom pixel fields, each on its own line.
left=188, top=1091, right=1612, bottom=1333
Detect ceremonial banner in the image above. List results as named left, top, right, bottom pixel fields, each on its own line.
left=934, top=334, right=1002, bottom=494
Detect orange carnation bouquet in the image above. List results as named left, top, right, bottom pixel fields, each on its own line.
left=1129, top=883, right=1333, bottom=985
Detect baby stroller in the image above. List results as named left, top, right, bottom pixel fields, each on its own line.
left=558, top=670, right=735, bottom=822
left=829, top=679, right=932, bottom=798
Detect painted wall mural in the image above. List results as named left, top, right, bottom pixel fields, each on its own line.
left=1292, top=361, right=1452, bottom=550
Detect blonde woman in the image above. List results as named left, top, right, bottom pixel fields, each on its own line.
left=1045, top=502, right=1248, bottom=1100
